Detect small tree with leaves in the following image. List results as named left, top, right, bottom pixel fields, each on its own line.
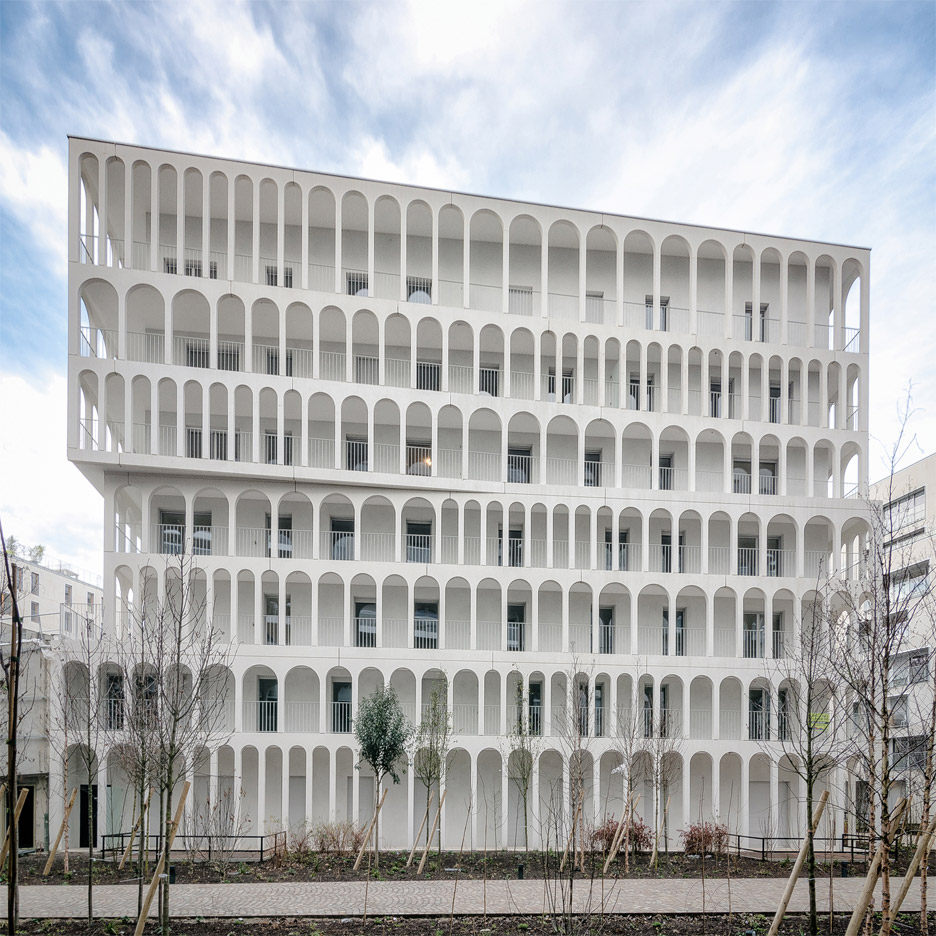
left=353, top=685, right=411, bottom=867
left=410, top=681, right=451, bottom=856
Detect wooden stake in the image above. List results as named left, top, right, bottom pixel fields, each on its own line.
left=766, top=789, right=829, bottom=936
left=133, top=781, right=190, bottom=936
left=354, top=786, right=388, bottom=871
left=119, top=788, right=153, bottom=871
left=448, top=794, right=472, bottom=935
left=417, top=788, right=447, bottom=875
left=844, top=797, right=908, bottom=936
left=881, top=811, right=936, bottom=930
left=0, top=789, right=30, bottom=869
left=407, top=789, right=434, bottom=867
left=43, top=788, right=77, bottom=876
left=604, top=793, right=641, bottom=875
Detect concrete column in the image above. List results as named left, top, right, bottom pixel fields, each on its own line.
left=779, top=255, right=789, bottom=343
left=251, top=182, right=260, bottom=284
left=150, top=164, right=160, bottom=273
left=463, top=222, right=471, bottom=309
left=335, top=195, right=343, bottom=293
left=431, top=209, right=439, bottom=305
left=399, top=208, right=408, bottom=302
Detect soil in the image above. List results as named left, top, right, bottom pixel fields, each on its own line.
left=18, top=849, right=895, bottom=886
left=8, top=913, right=936, bottom=935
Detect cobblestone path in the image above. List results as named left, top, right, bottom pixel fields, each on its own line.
left=4, top=877, right=923, bottom=918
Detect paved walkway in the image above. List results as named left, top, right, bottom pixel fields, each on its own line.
left=3, top=877, right=925, bottom=918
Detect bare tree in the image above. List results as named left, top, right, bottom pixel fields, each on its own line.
left=828, top=403, right=933, bottom=933
left=410, top=679, right=451, bottom=856
left=116, top=554, right=235, bottom=936
left=642, top=704, right=682, bottom=867
left=1, top=523, right=28, bottom=934
left=55, top=602, right=109, bottom=921
left=609, top=666, right=646, bottom=874
left=761, top=583, right=845, bottom=936
left=501, top=672, right=542, bottom=852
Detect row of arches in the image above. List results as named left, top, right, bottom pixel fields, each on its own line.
left=77, top=367, right=865, bottom=497
left=77, top=280, right=865, bottom=435
left=110, top=481, right=867, bottom=578
left=75, top=146, right=867, bottom=355
left=113, top=550, right=852, bottom=660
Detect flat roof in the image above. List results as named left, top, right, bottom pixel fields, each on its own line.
left=69, top=135, right=872, bottom=253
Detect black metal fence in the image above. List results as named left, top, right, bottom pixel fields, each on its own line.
left=100, top=830, right=287, bottom=864
left=724, top=830, right=921, bottom=862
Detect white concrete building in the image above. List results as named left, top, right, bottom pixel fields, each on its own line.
left=1, top=554, right=103, bottom=851
left=66, top=136, right=871, bottom=851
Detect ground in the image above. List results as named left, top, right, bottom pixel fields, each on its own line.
left=18, top=849, right=889, bottom=886
left=7, top=913, right=936, bottom=935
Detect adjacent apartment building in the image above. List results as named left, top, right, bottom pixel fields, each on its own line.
left=65, top=136, right=870, bottom=849
left=867, top=453, right=935, bottom=821
left=0, top=555, right=103, bottom=852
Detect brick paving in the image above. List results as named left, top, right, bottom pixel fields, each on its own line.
left=3, top=877, right=925, bottom=919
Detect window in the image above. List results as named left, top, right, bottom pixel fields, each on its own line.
left=414, top=602, right=439, bottom=649
left=264, top=431, right=278, bottom=465
left=416, top=360, right=441, bottom=391
left=265, top=513, right=292, bottom=559
left=891, top=647, right=931, bottom=686
left=406, top=521, right=432, bottom=563
left=733, top=461, right=752, bottom=494
left=889, top=561, right=930, bottom=605
left=104, top=672, right=124, bottom=730
left=584, top=450, right=602, bottom=487
left=30, top=572, right=39, bottom=594
left=258, top=677, right=278, bottom=731
left=346, top=271, right=368, bottom=296
left=406, top=275, right=432, bottom=303
left=547, top=369, right=573, bottom=403
left=507, top=604, right=526, bottom=651
left=766, top=536, right=782, bottom=576
left=744, top=302, right=769, bottom=341
left=479, top=365, right=500, bottom=397
left=749, top=688, right=770, bottom=740
left=605, top=529, right=629, bottom=571
left=264, top=594, right=280, bottom=645
left=163, top=256, right=178, bottom=275
left=769, top=384, right=781, bottom=423
left=64, top=584, right=72, bottom=605
left=210, top=429, right=228, bottom=460
left=598, top=607, right=615, bottom=654
left=217, top=343, right=241, bottom=371
left=498, top=528, right=523, bottom=567
left=662, top=606, right=686, bottom=655
left=744, top=612, right=766, bottom=657
left=330, top=518, right=354, bottom=560
left=265, top=265, right=278, bottom=287
left=332, top=682, right=352, bottom=732
left=883, top=488, right=925, bottom=535
left=507, top=447, right=532, bottom=484
left=346, top=437, right=368, bottom=471
left=30, top=601, right=39, bottom=623
left=186, top=426, right=202, bottom=459
left=658, top=453, right=673, bottom=490
left=355, top=602, right=376, bottom=648
left=86, top=591, right=95, bottom=607
left=759, top=462, right=778, bottom=495
left=893, top=735, right=926, bottom=771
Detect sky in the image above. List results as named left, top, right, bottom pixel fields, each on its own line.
left=0, top=0, right=934, bottom=577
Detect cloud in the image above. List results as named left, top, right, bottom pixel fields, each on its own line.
left=0, top=0, right=934, bottom=577
left=0, top=131, right=68, bottom=269
left=0, top=374, right=102, bottom=579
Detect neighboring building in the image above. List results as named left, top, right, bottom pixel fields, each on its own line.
left=0, top=554, right=103, bottom=852
left=868, top=453, right=936, bottom=819
left=65, top=136, right=870, bottom=849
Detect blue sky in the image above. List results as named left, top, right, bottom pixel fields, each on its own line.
left=0, top=0, right=934, bottom=575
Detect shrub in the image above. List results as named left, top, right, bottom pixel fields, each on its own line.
left=310, top=820, right=366, bottom=854
left=628, top=816, right=653, bottom=853
left=590, top=817, right=619, bottom=852
left=680, top=820, right=729, bottom=856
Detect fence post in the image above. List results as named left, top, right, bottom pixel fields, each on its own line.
left=260, top=834, right=264, bottom=864
left=762, top=837, right=766, bottom=862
